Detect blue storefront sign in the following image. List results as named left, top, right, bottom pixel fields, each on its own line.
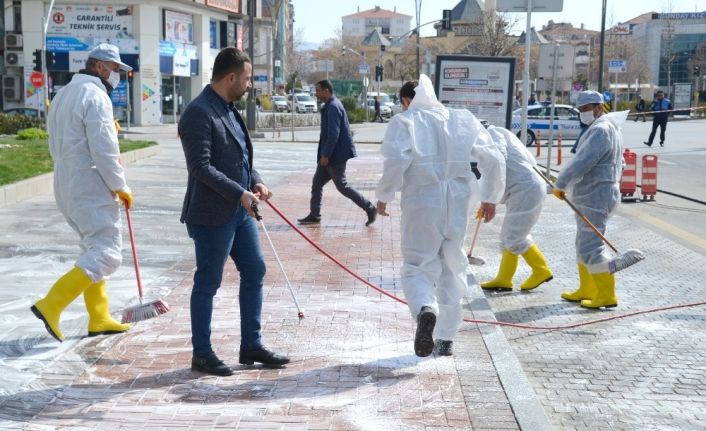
left=110, top=80, right=128, bottom=108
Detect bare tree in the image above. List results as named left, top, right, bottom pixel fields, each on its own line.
left=465, top=11, right=519, bottom=57
left=286, top=29, right=309, bottom=82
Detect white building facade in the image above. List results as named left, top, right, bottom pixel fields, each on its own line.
left=1, top=0, right=287, bottom=126
left=342, top=6, right=411, bottom=39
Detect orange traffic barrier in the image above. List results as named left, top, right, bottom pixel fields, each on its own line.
left=641, top=154, right=658, bottom=201
left=620, top=149, right=638, bottom=201
left=536, top=131, right=541, bottom=157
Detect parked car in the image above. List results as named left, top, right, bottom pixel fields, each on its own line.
left=367, top=98, right=392, bottom=119
left=511, top=104, right=582, bottom=146
left=288, top=94, right=318, bottom=113
left=272, top=95, right=289, bottom=112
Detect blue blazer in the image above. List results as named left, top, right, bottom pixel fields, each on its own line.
left=318, top=95, right=356, bottom=166
left=179, top=85, right=263, bottom=226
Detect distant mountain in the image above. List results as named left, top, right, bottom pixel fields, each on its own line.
left=298, top=41, right=320, bottom=51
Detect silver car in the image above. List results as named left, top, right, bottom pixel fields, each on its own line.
left=272, top=95, right=289, bottom=113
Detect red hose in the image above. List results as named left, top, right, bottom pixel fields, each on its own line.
left=264, top=200, right=706, bottom=331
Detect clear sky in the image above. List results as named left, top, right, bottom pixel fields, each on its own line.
left=292, top=0, right=703, bottom=45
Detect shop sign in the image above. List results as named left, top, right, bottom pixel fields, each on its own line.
left=48, top=5, right=134, bottom=39
left=164, top=10, right=193, bottom=44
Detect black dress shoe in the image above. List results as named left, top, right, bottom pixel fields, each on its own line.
left=365, top=206, right=377, bottom=226
left=414, top=306, right=436, bottom=357
left=435, top=340, right=453, bottom=356
left=297, top=214, right=321, bottom=225
left=192, top=353, right=233, bottom=376
left=643, top=141, right=652, bottom=147
left=660, top=142, right=664, bottom=147
left=239, top=346, right=290, bottom=368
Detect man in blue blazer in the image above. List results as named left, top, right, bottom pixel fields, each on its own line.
left=298, top=80, right=377, bottom=226
left=179, top=47, right=289, bottom=376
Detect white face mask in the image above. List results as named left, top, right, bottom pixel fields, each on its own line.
left=579, top=109, right=595, bottom=126
left=107, top=70, right=121, bottom=90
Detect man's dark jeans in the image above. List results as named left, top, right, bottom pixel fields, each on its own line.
left=309, top=161, right=372, bottom=217
left=186, top=205, right=265, bottom=357
left=647, top=117, right=668, bottom=145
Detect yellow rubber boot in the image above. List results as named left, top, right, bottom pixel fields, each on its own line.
left=84, top=280, right=131, bottom=337
left=481, top=249, right=518, bottom=291
left=519, top=244, right=554, bottom=290
left=30, top=267, right=93, bottom=342
left=561, top=264, right=597, bottom=302
left=581, top=272, right=618, bottom=309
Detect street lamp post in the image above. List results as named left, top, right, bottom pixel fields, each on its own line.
left=342, top=46, right=369, bottom=122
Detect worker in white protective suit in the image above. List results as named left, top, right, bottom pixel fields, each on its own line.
left=31, top=44, right=134, bottom=342
left=552, top=90, right=628, bottom=309
left=375, top=76, right=505, bottom=357
left=480, top=126, right=553, bottom=291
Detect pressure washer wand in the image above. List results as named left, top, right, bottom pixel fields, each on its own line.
left=251, top=202, right=304, bottom=319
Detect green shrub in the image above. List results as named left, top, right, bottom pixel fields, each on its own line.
left=341, top=96, right=358, bottom=111
left=347, top=107, right=368, bottom=123
left=0, top=114, right=43, bottom=135
left=17, top=127, right=49, bottom=140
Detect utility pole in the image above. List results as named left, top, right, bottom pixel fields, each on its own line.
left=42, top=0, right=57, bottom=118
left=246, top=0, right=257, bottom=131
left=415, top=0, right=422, bottom=78
left=597, top=0, right=606, bottom=92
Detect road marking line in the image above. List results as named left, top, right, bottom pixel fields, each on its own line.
left=619, top=205, right=706, bottom=252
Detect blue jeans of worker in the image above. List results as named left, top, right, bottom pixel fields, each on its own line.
left=186, top=206, right=266, bottom=358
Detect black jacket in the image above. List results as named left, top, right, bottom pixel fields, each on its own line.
left=179, top=85, right=263, bottom=226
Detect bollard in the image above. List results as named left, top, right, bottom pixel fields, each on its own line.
left=557, top=134, right=562, bottom=165
left=535, top=130, right=541, bottom=157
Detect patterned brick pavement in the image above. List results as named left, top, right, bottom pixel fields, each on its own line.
left=474, top=193, right=706, bottom=430
left=6, top=149, right=521, bottom=430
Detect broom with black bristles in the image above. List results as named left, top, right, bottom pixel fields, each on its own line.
left=121, top=207, right=170, bottom=324
left=533, top=166, right=645, bottom=273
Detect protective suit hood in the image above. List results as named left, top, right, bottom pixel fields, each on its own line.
left=409, top=74, right=446, bottom=113
left=598, top=110, right=629, bottom=129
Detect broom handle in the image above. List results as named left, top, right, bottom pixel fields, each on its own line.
left=532, top=165, right=619, bottom=253
left=125, top=207, right=145, bottom=300
left=467, top=213, right=482, bottom=256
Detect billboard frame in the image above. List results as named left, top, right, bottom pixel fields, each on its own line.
left=434, top=54, right=515, bottom=129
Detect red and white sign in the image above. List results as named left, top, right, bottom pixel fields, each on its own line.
left=30, top=72, right=45, bottom=88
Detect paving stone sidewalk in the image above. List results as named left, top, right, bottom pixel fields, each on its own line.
left=1, top=145, right=529, bottom=430
left=473, top=185, right=706, bottom=430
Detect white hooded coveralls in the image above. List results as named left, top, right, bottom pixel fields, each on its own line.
left=555, top=111, right=628, bottom=273
left=47, top=73, right=127, bottom=282
left=485, top=126, right=545, bottom=255
left=376, top=75, right=505, bottom=341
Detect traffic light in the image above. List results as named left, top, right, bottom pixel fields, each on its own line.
left=442, top=9, right=452, bottom=31
left=32, top=49, right=42, bottom=72
left=375, top=65, right=384, bottom=82
left=45, top=51, right=56, bottom=68
left=127, top=70, right=134, bottom=83
left=380, top=44, right=386, bottom=52
left=695, top=66, right=701, bottom=77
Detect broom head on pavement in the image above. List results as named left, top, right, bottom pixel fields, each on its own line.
left=121, top=206, right=170, bottom=324
left=607, top=249, right=645, bottom=274
left=121, top=298, right=170, bottom=324
left=532, top=165, right=646, bottom=274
